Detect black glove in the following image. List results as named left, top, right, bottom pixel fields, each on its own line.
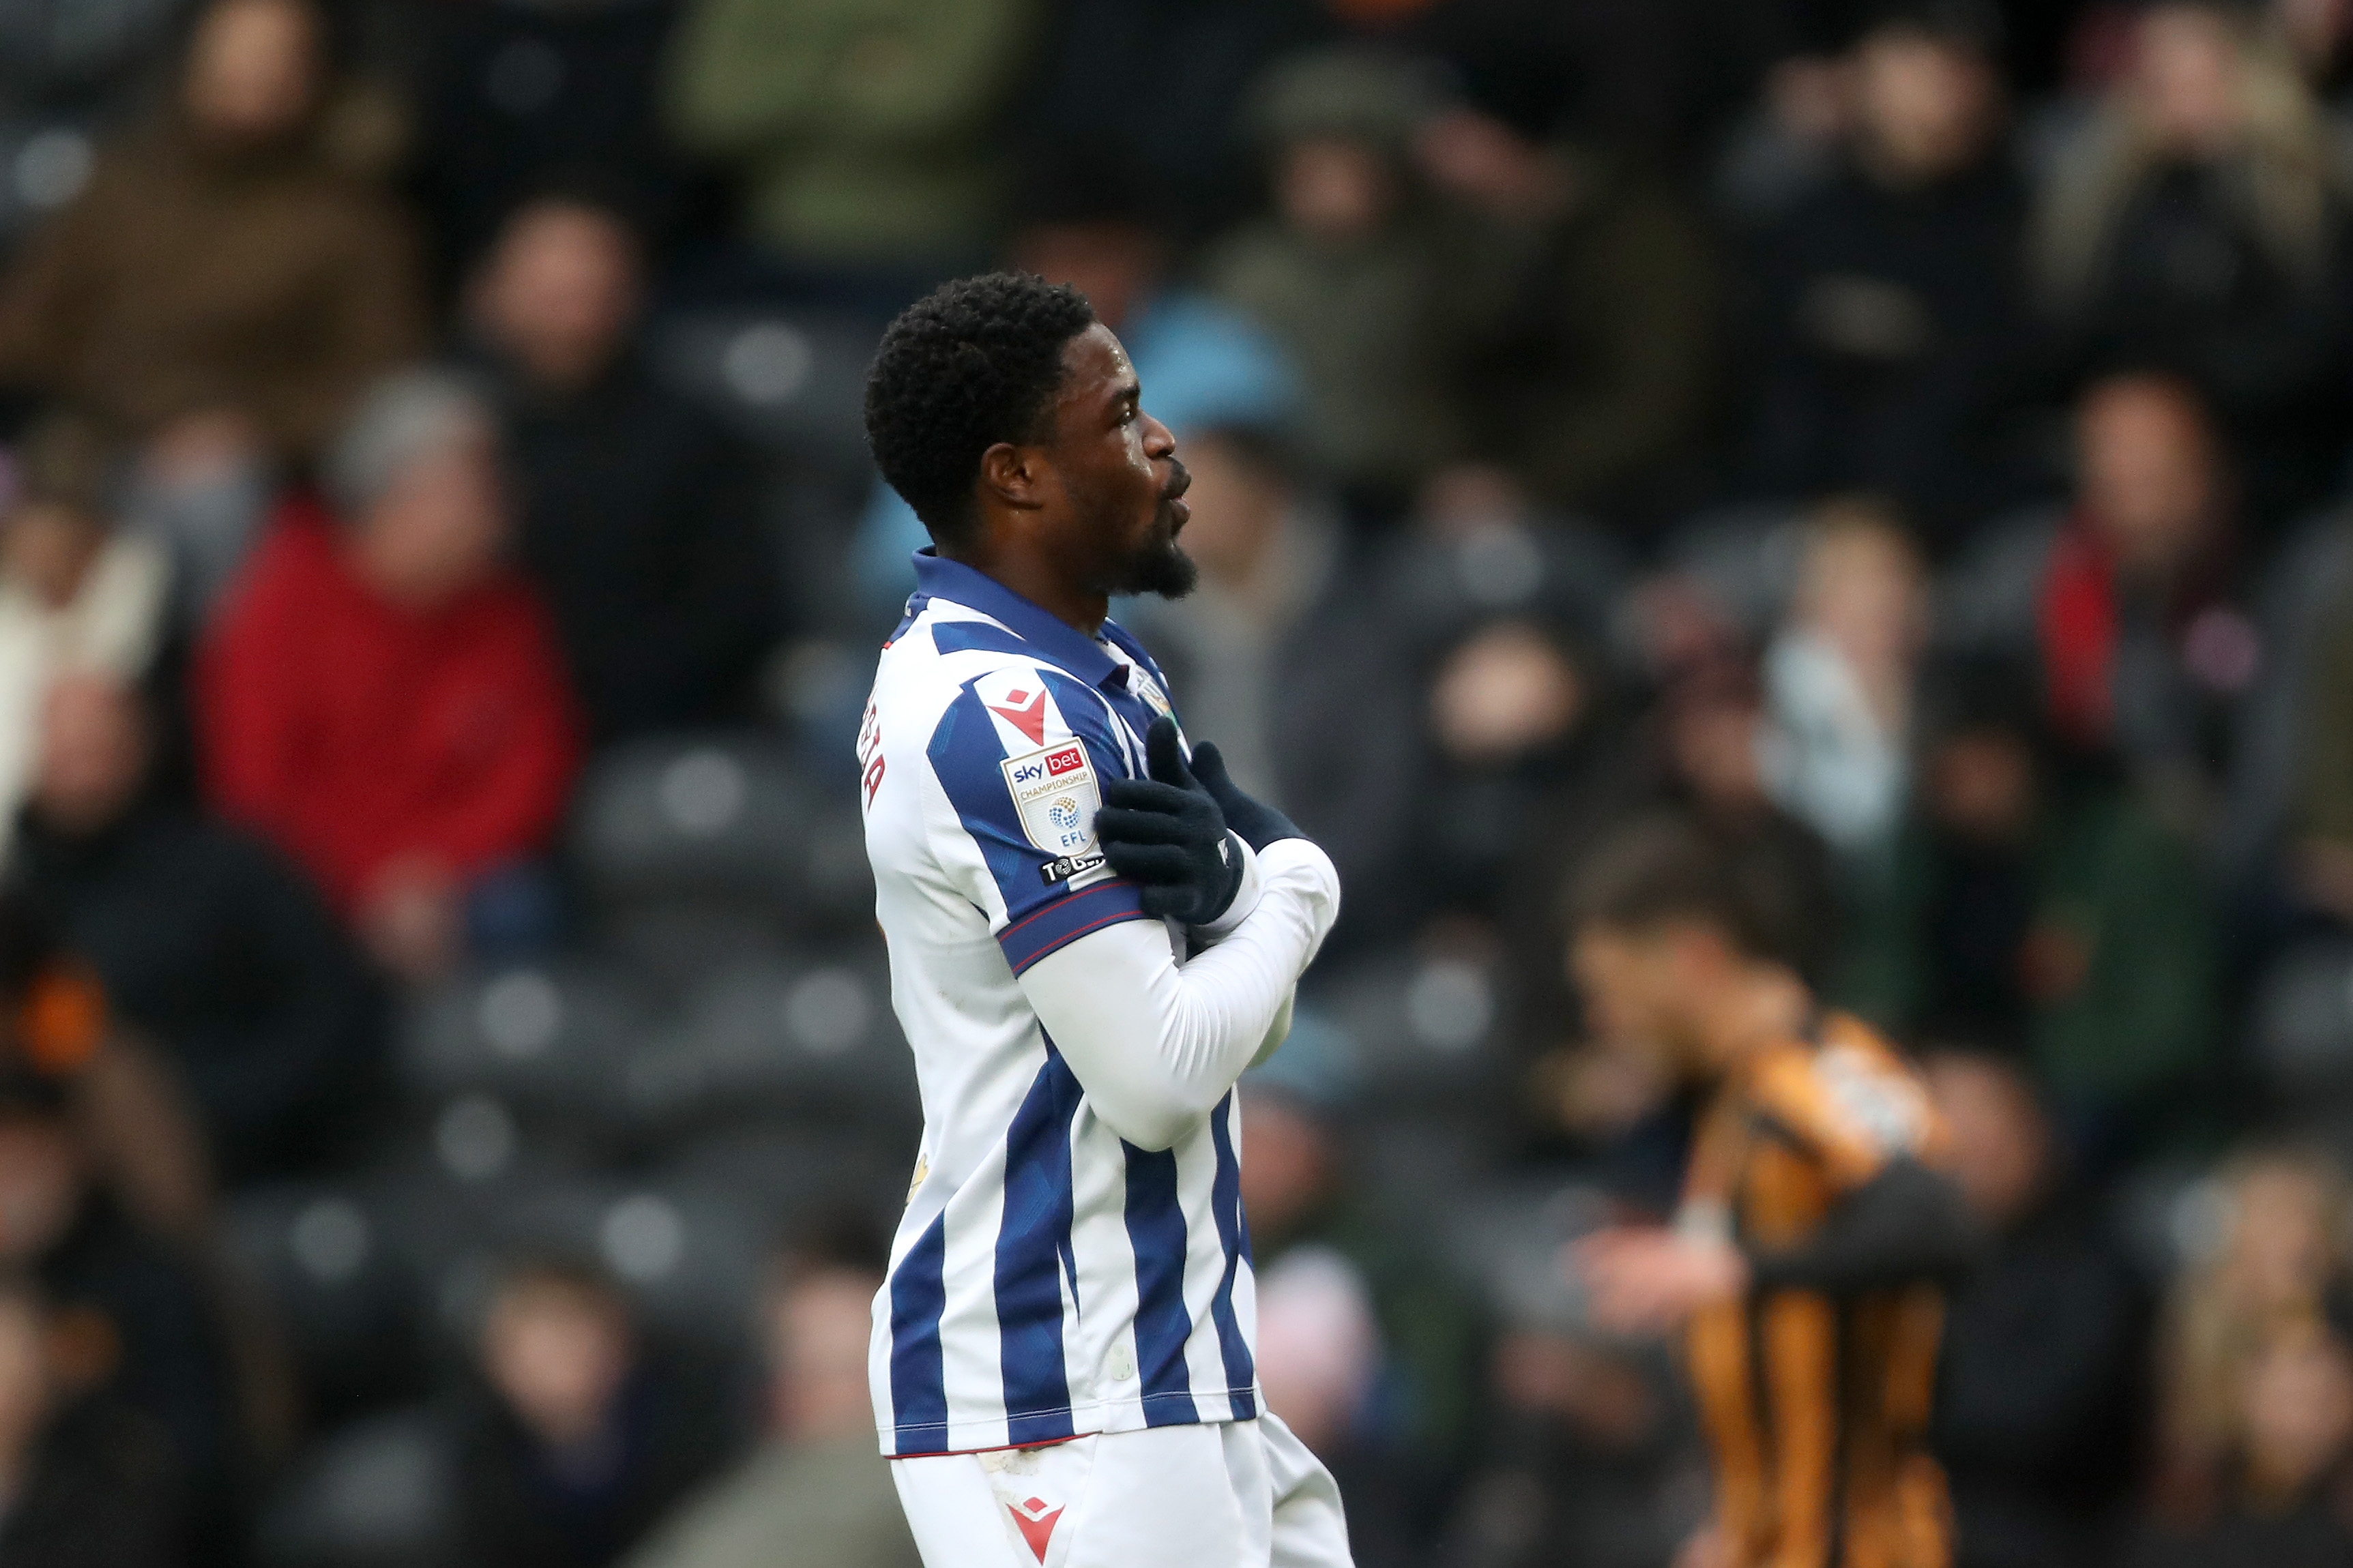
left=1094, top=717, right=1243, bottom=925
left=1186, top=741, right=1304, bottom=853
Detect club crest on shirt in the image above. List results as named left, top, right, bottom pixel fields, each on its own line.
left=1002, top=741, right=1102, bottom=859
left=1130, top=671, right=1173, bottom=718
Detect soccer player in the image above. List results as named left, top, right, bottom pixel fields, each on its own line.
left=1566, top=814, right=1981, bottom=1568
left=855, top=271, right=1353, bottom=1567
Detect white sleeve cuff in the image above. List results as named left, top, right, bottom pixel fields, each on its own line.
left=1190, top=834, right=1261, bottom=943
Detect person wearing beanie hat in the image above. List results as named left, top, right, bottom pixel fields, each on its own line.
left=196, top=366, right=581, bottom=984
left=1204, top=45, right=1517, bottom=515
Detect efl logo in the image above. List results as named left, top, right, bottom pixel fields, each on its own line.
left=1045, top=746, right=1085, bottom=778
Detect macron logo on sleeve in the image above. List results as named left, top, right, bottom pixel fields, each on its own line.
left=988, top=687, right=1049, bottom=746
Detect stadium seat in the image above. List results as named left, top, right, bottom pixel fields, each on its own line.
left=252, top=1405, right=459, bottom=1568
left=664, top=1123, right=913, bottom=1237
left=594, top=900, right=798, bottom=997
left=647, top=306, right=879, bottom=475
left=225, top=1183, right=432, bottom=1423
left=1444, top=1179, right=1616, bottom=1335
left=2250, top=940, right=2353, bottom=1102
left=1310, top=949, right=1509, bottom=1110
left=399, top=960, right=660, bottom=1134
left=1665, top=503, right=1809, bottom=640
left=2108, top=1159, right=2221, bottom=1285
left=420, top=1173, right=771, bottom=1357
left=669, top=947, right=919, bottom=1131
left=570, top=731, right=872, bottom=931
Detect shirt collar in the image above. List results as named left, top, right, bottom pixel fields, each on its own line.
left=913, top=549, right=1123, bottom=687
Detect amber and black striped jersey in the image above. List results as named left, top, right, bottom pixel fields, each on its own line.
left=1680, top=1011, right=1954, bottom=1568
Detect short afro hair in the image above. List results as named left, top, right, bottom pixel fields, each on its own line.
left=864, top=272, right=1098, bottom=543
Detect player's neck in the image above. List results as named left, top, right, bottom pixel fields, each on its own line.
left=944, top=543, right=1109, bottom=638
left=1693, top=964, right=1813, bottom=1076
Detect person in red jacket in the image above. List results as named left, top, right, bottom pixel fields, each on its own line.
left=196, top=368, right=582, bottom=983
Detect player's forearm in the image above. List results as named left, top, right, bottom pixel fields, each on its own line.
left=1745, top=1158, right=1984, bottom=1294
left=1020, top=840, right=1340, bottom=1151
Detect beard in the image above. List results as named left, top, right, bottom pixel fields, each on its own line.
left=1109, top=508, right=1200, bottom=600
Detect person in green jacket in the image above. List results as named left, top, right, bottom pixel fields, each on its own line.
left=664, top=0, right=1040, bottom=283
left=1203, top=46, right=1519, bottom=512
left=1832, top=660, right=2219, bottom=1166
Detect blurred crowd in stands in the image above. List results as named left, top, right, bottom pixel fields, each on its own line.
left=2, top=0, right=2353, bottom=1565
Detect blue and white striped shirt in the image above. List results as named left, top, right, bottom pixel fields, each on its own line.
left=860, top=551, right=1260, bottom=1458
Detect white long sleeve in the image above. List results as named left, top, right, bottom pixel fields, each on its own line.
left=1017, top=838, right=1341, bottom=1151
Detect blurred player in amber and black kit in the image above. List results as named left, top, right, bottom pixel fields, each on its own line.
left=1566, top=813, right=1982, bottom=1568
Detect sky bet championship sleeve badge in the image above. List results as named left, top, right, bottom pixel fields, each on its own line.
left=1002, top=740, right=1108, bottom=885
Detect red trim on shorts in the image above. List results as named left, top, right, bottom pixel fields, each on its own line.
left=888, top=1432, right=1091, bottom=1462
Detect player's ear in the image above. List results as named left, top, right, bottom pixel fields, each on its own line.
left=978, top=441, right=1049, bottom=513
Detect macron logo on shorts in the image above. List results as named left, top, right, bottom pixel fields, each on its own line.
left=1008, top=1495, right=1063, bottom=1561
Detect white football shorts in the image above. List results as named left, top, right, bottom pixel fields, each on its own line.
left=889, top=1412, right=1354, bottom=1568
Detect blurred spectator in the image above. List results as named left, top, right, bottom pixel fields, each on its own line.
left=467, top=190, right=776, bottom=743
left=1416, top=617, right=1605, bottom=913
left=1277, top=464, right=1630, bottom=946
left=1257, top=1244, right=1414, bottom=1565
left=2284, top=551, right=2353, bottom=923
left=1713, top=44, right=1860, bottom=226
left=1553, top=652, right=1839, bottom=947
left=1835, top=662, right=2217, bottom=1162
left=15, top=677, right=379, bottom=1186
left=0, top=0, right=427, bottom=616
left=0, top=414, right=169, bottom=863
left=1204, top=46, right=1514, bottom=511
left=1011, top=0, right=1334, bottom=241
left=2274, top=0, right=2353, bottom=108
left=1742, top=2, right=2041, bottom=544
left=195, top=369, right=581, bottom=986
left=1417, top=100, right=1717, bottom=522
left=1943, top=371, right=2258, bottom=833
left=662, top=0, right=1042, bottom=299
left=2032, top=1, right=2352, bottom=524
left=1239, top=1077, right=1487, bottom=1560
left=1409, top=569, right=1624, bottom=941
left=1115, top=430, right=1420, bottom=949
left=619, top=1221, right=916, bottom=1568
left=0, top=1060, right=236, bottom=1563
left=1925, top=1048, right=2149, bottom=1568
left=453, top=1256, right=731, bottom=1568
left=2135, top=1319, right=2353, bottom=1567
left=0, top=889, right=214, bottom=1258
left=0, top=1273, right=185, bottom=1568
left=1759, top=498, right=1931, bottom=866
left=1403, top=0, right=1794, bottom=169
left=2154, top=1147, right=2353, bottom=1510
left=405, top=0, right=694, bottom=282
